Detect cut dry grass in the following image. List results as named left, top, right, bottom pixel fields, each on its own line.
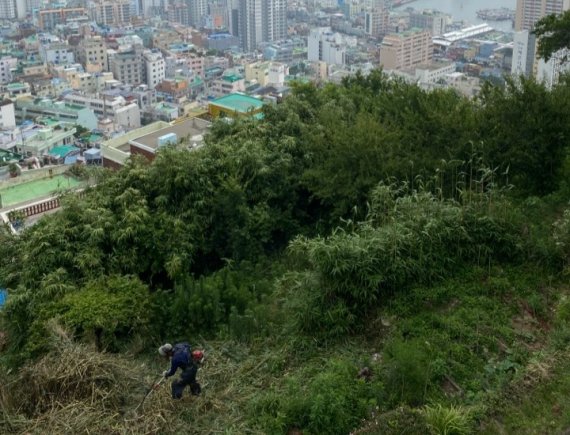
left=0, top=325, right=275, bottom=434
left=0, top=324, right=186, bottom=434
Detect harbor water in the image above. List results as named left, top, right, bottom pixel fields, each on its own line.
left=394, top=0, right=517, bottom=33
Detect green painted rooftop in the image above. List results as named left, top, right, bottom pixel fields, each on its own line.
left=49, top=145, right=79, bottom=158
left=88, top=134, right=103, bottom=142
left=222, top=74, right=243, bottom=83
left=6, top=83, right=26, bottom=90
left=211, top=94, right=263, bottom=113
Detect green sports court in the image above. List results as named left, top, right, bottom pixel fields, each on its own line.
left=0, top=175, right=83, bottom=208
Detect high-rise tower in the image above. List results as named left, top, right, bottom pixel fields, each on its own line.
left=0, top=0, right=17, bottom=19
left=515, top=0, right=570, bottom=31
left=238, top=0, right=262, bottom=52
left=188, top=0, right=208, bottom=27
left=263, top=0, right=287, bottom=42
left=238, top=0, right=287, bottom=52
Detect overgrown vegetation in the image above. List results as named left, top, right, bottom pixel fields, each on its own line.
left=2, top=66, right=570, bottom=433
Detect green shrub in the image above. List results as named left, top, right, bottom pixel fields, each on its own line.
left=553, top=207, right=570, bottom=272
left=58, top=275, right=150, bottom=351
left=285, top=186, right=523, bottom=339
left=422, top=403, right=473, bottom=435
left=383, top=339, right=434, bottom=406
left=151, top=266, right=275, bottom=340
left=251, top=359, right=381, bottom=435
left=555, top=296, right=570, bottom=324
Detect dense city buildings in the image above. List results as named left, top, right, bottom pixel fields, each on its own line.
left=0, top=0, right=568, bottom=185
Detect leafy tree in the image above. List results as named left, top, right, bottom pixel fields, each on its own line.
left=73, top=124, right=89, bottom=138
left=533, top=10, right=570, bottom=61
left=476, top=76, right=570, bottom=195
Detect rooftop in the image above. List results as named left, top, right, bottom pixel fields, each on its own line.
left=132, top=117, right=211, bottom=150
left=222, top=74, right=243, bottom=83
left=48, top=145, right=79, bottom=158
left=210, top=93, right=263, bottom=113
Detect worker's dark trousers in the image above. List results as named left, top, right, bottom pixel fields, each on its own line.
left=172, top=365, right=200, bottom=399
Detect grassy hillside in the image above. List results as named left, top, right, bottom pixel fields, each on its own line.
left=2, top=72, right=570, bottom=434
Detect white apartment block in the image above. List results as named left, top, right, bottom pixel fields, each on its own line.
left=380, top=29, right=433, bottom=71
left=0, top=0, right=16, bottom=19
left=414, top=62, right=456, bottom=83
left=63, top=93, right=141, bottom=129
left=262, top=0, right=287, bottom=42
left=40, top=43, right=76, bottom=65
left=308, top=28, right=346, bottom=66
left=0, top=57, right=17, bottom=85
left=268, top=62, right=286, bottom=86
left=511, top=30, right=537, bottom=77
left=144, top=50, right=165, bottom=89
left=537, top=48, right=570, bottom=88
left=0, top=99, right=16, bottom=129
left=245, top=61, right=286, bottom=87
left=24, top=0, right=39, bottom=15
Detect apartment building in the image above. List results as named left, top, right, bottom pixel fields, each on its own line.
left=380, top=28, right=433, bottom=71
left=39, top=43, right=75, bottom=65
left=75, top=36, right=108, bottom=72
left=308, top=28, right=346, bottom=65
left=109, top=46, right=144, bottom=86
left=511, top=30, right=537, bottom=77
left=238, top=0, right=287, bottom=52
left=210, top=73, right=245, bottom=96
left=63, top=92, right=141, bottom=129
left=537, top=48, right=570, bottom=88
left=364, top=8, right=390, bottom=37
left=15, top=97, right=98, bottom=130
left=92, top=0, right=132, bottom=26
left=0, top=0, right=17, bottom=19
left=0, top=57, right=17, bottom=85
left=143, top=49, right=165, bottom=89
left=167, top=2, right=190, bottom=26
left=38, top=8, right=87, bottom=31
left=512, top=0, right=570, bottom=84
left=515, top=0, right=570, bottom=31
left=189, top=0, right=208, bottom=27
left=262, top=0, right=287, bottom=42
left=0, top=99, right=15, bottom=129
left=409, top=10, right=447, bottom=36
left=263, top=38, right=306, bottom=63
left=244, top=61, right=287, bottom=87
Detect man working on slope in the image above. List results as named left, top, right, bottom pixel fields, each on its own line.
left=158, top=342, right=204, bottom=399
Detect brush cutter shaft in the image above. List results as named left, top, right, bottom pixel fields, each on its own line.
left=135, top=374, right=165, bottom=412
